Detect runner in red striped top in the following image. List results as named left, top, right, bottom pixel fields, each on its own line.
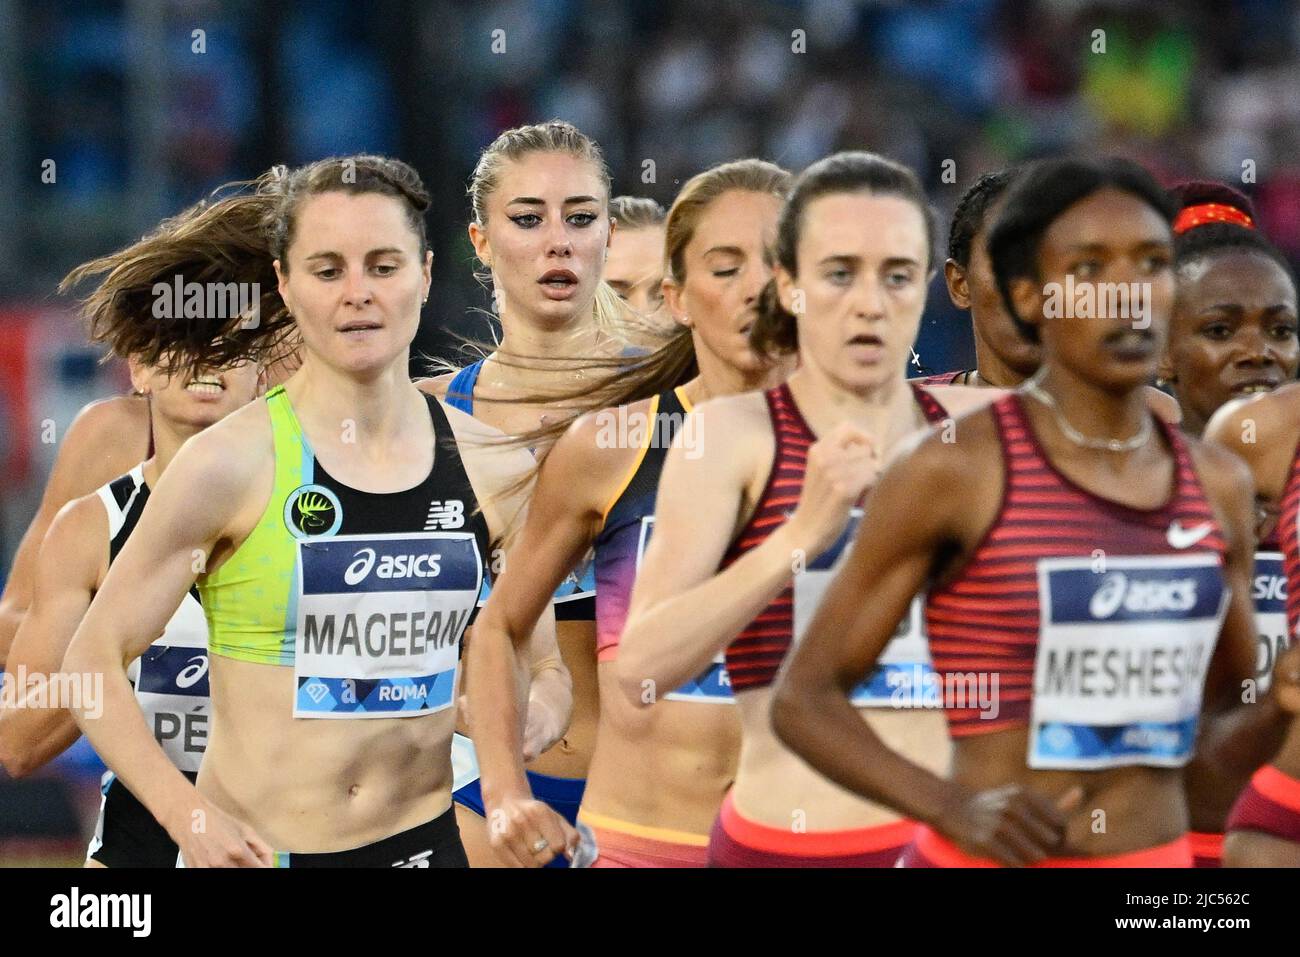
left=774, top=156, right=1297, bottom=867
left=1160, top=180, right=1299, bottom=866
left=617, top=152, right=997, bottom=866
left=1206, top=385, right=1300, bottom=866
left=918, top=168, right=1035, bottom=389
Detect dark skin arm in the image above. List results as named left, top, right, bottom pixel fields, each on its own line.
left=772, top=410, right=1076, bottom=866
left=1191, top=393, right=1300, bottom=829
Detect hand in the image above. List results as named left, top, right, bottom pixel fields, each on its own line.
left=522, top=692, right=568, bottom=762
left=173, top=796, right=273, bottom=868
left=485, top=794, right=579, bottom=868
left=786, top=422, right=879, bottom=556
left=939, top=783, right=1082, bottom=867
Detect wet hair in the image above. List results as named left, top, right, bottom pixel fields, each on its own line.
left=751, top=151, right=936, bottom=358
left=1171, top=180, right=1296, bottom=289
left=948, top=168, right=1018, bottom=267
left=987, top=156, right=1178, bottom=344
left=610, top=195, right=667, bottom=231
left=61, top=178, right=291, bottom=375
left=63, top=155, right=431, bottom=375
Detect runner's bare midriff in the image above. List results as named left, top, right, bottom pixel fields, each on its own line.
left=581, top=664, right=741, bottom=836
left=732, top=688, right=951, bottom=832
left=200, top=655, right=455, bottom=852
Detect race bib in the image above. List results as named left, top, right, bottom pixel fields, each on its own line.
left=1252, top=551, right=1289, bottom=694
left=1029, top=554, right=1227, bottom=770
left=632, top=515, right=733, bottom=703
left=293, top=532, right=483, bottom=718
left=792, top=510, right=938, bottom=709
left=130, top=595, right=210, bottom=772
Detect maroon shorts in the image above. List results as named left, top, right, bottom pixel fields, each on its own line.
left=1226, top=765, right=1300, bottom=843
left=707, top=792, right=914, bottom=867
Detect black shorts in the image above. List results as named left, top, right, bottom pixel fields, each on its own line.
left=88, top=771, right=193, bottom=868
left=278, top=805, right=468, bottom=868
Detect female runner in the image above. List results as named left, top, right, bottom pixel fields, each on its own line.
left=64, top=155, right=568, bottom=867
left=421, top=121, right=626, bottom=865
left=615, top=152, right=995, bottom=866
left=773, top=156, right=1296, bottom=867
left=468, top=159, right=795, bottom=866
left=1160, top=181, right=1299, bottom=865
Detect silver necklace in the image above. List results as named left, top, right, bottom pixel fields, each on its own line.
left=1023, top=374, right=1152, bottom=453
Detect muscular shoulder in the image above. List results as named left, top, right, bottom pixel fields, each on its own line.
left=438, top=398, right=534, bottom=540
left=553, top=397, right=656, bottom=491
left=41, top=493, right=110, bottom=580
left=166, top=398, right=274, bottom=502
left=1184, top=432, right=1256, bottom=513
left=922, top=383, right=1007, bottom=418
left=1204, top=384, right=1300, bottom=501
left=50, top=395, right=151, bottom=500
left=416, top=372, right=455, bottom=400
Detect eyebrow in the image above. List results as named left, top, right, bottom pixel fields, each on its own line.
left=1063, top=240, right=1168, bottom=253
left=816, top=254, right=921, bottom=268
left=506, top=195, right=601, bottom=206
left=702, top=245, right=745, bottom=257
left=303, top=247, right=408, bottom=261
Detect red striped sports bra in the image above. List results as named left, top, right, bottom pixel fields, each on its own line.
left=720, top=381, right=949, bottom=693
left=925, top=393, right=1229, bottom=768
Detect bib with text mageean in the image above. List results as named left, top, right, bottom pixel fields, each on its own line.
left=1252, top=551, right=1290, bottom=694
left=127, top=596, right=210, bottom=773
left=793, top=509, right=938, bottom=708
left=632, top=516, right=733, bottom=703
left=1029, top=554, right=1227, bottom=770
left=293, top=532, right=483, bottom=718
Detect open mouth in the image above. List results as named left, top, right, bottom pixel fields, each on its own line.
left=1230, top=378, right=1280, bottom=396
left=847, top=333, right=884, bottom=347
left=185, top=378, right=225, bottom=396
left=539, top=269, right=578, bottom=289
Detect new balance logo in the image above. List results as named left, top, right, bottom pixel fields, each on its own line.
left=392, top=849, right=433, bottom=868
left=425, top=500, right=465, bottom=530
left=1166, top=521, right=1212, bottom=550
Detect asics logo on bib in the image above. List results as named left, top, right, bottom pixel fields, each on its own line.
left=343, top=547, right=442, bottom=586
left=1166, top=520, right=1212, bottom=549
left=1253, top=573, right=1286, bottom=603
left=174, top=655, right=208, bottom=689
left=1088, top=572, right=1197, bottom=619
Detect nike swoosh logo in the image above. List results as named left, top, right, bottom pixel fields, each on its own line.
left=1167, top=521, right=1213, bottom=549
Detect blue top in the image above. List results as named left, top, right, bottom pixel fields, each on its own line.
left=440, top=358, right=595, bottom=617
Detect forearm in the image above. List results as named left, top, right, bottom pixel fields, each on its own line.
left=619, top=525, right=802, bottom=701
left=0, top=695, right=83, bottom=777
left=1187, top=696, right=1288, bottom=826
left=772, top=679, right=958, bottom=828
left=64, top=641, right=196, bottom=838
left=527, top=653, right=572, bottom=739
left=467, top=615, right=533, bottom=807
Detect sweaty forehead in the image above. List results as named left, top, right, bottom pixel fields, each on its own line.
left=798, top=192, right=927, bottom=261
